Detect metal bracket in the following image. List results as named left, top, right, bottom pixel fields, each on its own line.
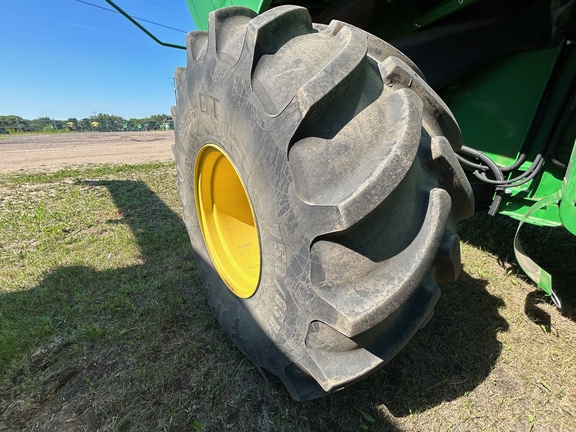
left=514, top=191, right=563, bottom=308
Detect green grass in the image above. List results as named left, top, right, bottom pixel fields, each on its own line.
left=0, top=129, right=71, bottom=138
left=1, top=163, right=575, bottom=431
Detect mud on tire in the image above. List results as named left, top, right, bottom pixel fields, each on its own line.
left=172, top=5, right=474, bottom=400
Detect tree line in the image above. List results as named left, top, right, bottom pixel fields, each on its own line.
left=0, top=113, right=173, bottom=134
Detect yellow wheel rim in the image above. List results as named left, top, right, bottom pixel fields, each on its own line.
left=194, top=144, right=261, bottom=298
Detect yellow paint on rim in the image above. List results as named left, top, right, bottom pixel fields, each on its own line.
left=194, top=144, right=261, bottom=298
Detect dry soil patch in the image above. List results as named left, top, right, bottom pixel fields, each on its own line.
left=0, top=131, right=174, bottom=172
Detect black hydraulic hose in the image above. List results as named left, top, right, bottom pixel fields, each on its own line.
left=550, top=155, right=567, bottom=169
left=459, top=146, right=503, bottom=179
left=550, top=77, right=576, bottom=168
left=458, top=146, right=505, bottom=215
left=500, top=159, right=545, bottom=187
left=456, top=153, right=489, bottom=171
left=475, top=154, right=545, bottom=186
left=550, top=42, right=576, bottom=168
left=500, top=153, right=527, bottom=173
left=550, top=102, right=574, bottom=168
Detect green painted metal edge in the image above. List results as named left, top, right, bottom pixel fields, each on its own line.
left=184, top=0, right=272, bottom=31
left=413, top=0, right=479, bottom=28
left=514, top=191, right=563, bottom=308
left=500, top=194, right=563, bottom=227
left=559, top=140, right=576, bottom=235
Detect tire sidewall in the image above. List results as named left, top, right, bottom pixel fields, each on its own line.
left=174, top=57, right=298, bottom=372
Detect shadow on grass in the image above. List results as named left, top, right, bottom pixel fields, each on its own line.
left=307, top=269, right=506, bottom=421
left=1, top=180, right=511, bottom=431
left=458, top=211, right=576, bottom=325
left=0, top=179, right=205, bottom=430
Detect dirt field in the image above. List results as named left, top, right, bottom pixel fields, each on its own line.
left=0, top=131, right=175, bottom=172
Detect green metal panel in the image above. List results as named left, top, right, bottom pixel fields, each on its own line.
left=513, top=190, right=562, bottom=307
left=443, top=44, right=576, bottom=227
left=560, top=141, right=576, bottom=235
left=502, top=45, right=576, bottom=226
left=444, top=47, right=561, bottom=168
left=184, top=0, right=272, bottom=30
left=500, top=184, right=562, bottom=227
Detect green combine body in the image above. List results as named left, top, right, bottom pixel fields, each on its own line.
left=104, top=0, right=575, bottom=399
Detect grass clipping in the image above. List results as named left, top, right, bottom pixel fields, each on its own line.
left=0, top=163, right=575, bottom=431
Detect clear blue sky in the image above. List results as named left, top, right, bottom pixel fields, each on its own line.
left=0, top=0, right=195, bottom=120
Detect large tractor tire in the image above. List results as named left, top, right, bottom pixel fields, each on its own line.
left=172, top=5, right=474, bottom=401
